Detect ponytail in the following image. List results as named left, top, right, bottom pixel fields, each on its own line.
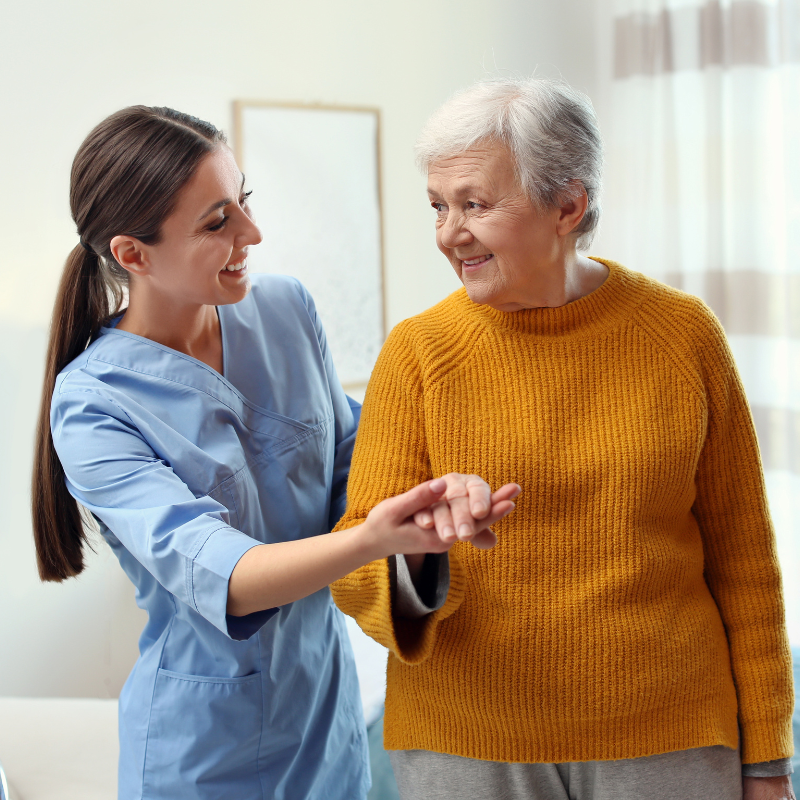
left=32, top=244, right=124, bottom=580
left=31, top=105, right=225, bottom=581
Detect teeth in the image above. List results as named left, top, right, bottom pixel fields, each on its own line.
left=463, top=255, right=490, bottom=266
left=225, top=260, right=246, bottom=272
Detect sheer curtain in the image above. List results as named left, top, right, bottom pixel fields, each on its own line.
left=599, top=0, right=800, bottom=640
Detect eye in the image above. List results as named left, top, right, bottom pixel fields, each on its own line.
left=466, top=201, right=483, bottom=211
left=208, top=216, right=228, bottom=232
left=431, top=201, right=446, bottom=213
left=241, top=190, right=253, bottom=205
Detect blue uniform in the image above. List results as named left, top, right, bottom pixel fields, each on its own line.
left=50, top=275, right=370, bottom=800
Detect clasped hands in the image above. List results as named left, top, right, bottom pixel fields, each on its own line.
left=413, top=473, right=520, bottom=551
left=364, top=473, right=521, bottom=573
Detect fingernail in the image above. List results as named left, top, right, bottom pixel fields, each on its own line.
left=503, top=503, right=515, bottom=517
left=459, top=524, right=472, bottom=539
left=430, top=479, right=446, bottom=493
left=443, top=526, right=455, bottom=540
left=473, top=503, right=486, bottom=515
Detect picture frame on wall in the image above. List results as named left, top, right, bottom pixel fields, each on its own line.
left=233, top=100, right=386, bottom=391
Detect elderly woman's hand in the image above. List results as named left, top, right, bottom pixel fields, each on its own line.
left=743, top=776, right=796, bottom=800
left=413, top=473, right=520, bottom=549
left=403, top=474, right=520, bottom=583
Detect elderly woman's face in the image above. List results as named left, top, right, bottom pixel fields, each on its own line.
left=427, top=141, right=562, bottom=311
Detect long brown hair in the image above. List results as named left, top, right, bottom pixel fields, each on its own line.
left=32, top=106, right=226, bottom=581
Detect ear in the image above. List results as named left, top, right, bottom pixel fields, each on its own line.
left=556, top=183, right=589, bottom=237
left=110, top=235, right=150, bottom=277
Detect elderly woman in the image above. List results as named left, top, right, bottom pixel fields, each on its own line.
left=332, top=78, right=794, bottom=800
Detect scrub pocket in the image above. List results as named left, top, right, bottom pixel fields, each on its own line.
left=142, top=668, right=263, bottom=800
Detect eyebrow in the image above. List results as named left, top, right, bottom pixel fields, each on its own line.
left=196, top=174, right=246, bottom=221
left=427, top=183, right=484, bottom=198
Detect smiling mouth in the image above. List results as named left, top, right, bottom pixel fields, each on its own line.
left=461, top=254, right=494, bottom=268
left=221, top=258, right=247, bottom=274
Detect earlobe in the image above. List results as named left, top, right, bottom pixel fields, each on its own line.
left=110, top=235, right=149, bottom=277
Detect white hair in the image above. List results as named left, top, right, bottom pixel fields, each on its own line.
left=415, top=77, right=603, bottom=251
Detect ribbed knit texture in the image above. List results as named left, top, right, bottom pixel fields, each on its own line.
left=331, top=259, right=793, bottom=765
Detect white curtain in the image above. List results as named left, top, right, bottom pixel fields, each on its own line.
left=600, top=0, right=800, bottom=641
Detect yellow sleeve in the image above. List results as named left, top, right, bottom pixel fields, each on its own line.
left=692, top=305, right=794, bottom=764
left=330, top=322, right=465, bottom=664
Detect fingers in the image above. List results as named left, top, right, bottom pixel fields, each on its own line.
left=456, top=499, right=516, bottom=551
left=491, top=483, right=522, bottom=503
left=393, top=478, right=521, bottom=554
left=470, top=529, right=498, bottom=550
left=413, top=509, right=435, bottom=529
left=420, top=478, right=522, bottom=544
left=437, top=472, right=492, bottom=519
left=444, top=491, right=479, bottom=542
left=431, top=498, right=460, bottom=544
left=385, top=478, right=447, bottom=522
left=463, top=475, right=492, bottom=519
left=480, top=499, right=516, bottom=528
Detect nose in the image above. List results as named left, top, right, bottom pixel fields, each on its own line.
left=236, top=212, right=263, bottom=248
left=438, top=211, right=472, bottom=249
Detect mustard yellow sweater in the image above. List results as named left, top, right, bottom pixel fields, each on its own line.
left=331, top=260, right=793, bottom=765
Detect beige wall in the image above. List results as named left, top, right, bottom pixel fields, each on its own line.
left=0, top=0, right=600, bottom=697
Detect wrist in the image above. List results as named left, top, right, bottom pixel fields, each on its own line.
left=351, top=518, right=390, bottom=564
left=405, top=553, right=426, bottom=584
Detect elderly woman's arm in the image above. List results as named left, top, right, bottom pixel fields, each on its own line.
left=331, top=321, right=467, bottom=663
left=688, top=304, right=794, bottom=769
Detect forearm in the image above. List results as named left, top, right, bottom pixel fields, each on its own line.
left=227, top=525, right=380, bottom=616
left=227, top=477, right=506, bottom=617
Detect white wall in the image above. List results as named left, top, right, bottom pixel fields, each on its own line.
left=0, top=0, right=599, bottom=697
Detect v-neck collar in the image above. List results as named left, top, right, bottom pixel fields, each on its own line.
left=94, top=306, right=249, bottom=403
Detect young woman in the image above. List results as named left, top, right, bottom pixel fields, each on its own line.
left=32, top=106, right=518, bottom=800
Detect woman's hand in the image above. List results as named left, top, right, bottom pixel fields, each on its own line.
left=363, top=476, right=518, bottom=562
left=399, top=473, right=520, bottom=584
left=743, top=776, right=796, bottom=800
left=228, top=477, right=518, bottom=617
left=412, top=473, right=520, bottom=550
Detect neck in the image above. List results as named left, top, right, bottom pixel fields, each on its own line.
left=492, top=250, right=609, bottom=312
left=116, top=284, right=223, bottom=372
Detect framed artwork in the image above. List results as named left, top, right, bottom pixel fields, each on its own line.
left=233, top=101, right=386, bottom=390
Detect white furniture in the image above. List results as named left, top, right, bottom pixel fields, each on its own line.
left=0, top=698, right=118, bottom=800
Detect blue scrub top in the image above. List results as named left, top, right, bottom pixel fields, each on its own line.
left=50, top=275, right=370, bottom=800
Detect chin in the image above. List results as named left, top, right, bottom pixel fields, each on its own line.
left=217, top=275, right=251, bottom=305
left=462, top=281, right=498, bottom=308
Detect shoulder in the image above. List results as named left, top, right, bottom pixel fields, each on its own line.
left=246, top=273, right=314, bottom=314
left=51, top=363, right=135, bottom=449
left=620, top=267, right=715, bottom=327
left=614, top=264, right=734, bottom=388
left=55, top=334, right=121, bottom=398
left=240, top=273, right=324, bottom=336
left=621, top=267, right=727, bottom=348
left=382, top=289, right=481, bottom=379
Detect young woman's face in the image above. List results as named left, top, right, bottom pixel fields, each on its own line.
left=143, top=145, right=262, bottom=307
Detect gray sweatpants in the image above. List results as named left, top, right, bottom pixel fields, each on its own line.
left=390, top=745, right=743, bottom=800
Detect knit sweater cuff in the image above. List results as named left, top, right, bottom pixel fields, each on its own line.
left=330, top=525, right=466, bottom=664
left=739, top=713, right=795, bottom=765
left=393, top=554, right=450, bottom=619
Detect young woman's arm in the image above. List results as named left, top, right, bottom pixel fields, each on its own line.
left=52, top=383, right=515, bottom=632
left=227, top=477, right=515, bottom=616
